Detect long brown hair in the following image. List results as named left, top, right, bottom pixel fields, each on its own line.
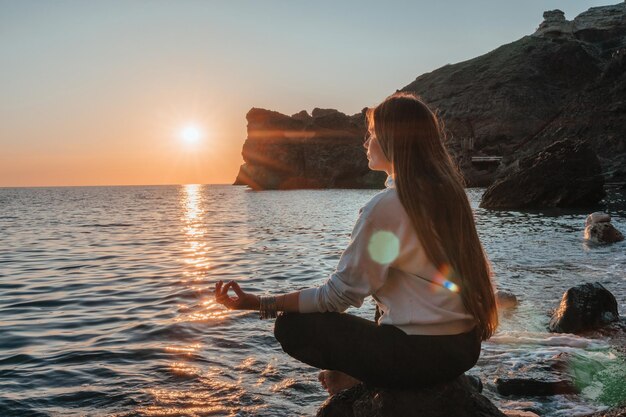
left=367, top=92, right=498, bottom=340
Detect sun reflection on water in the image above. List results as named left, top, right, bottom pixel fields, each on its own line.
left=137, top=363, right=267, bottom=416
left=164, top=343, right=202, bottom=355
left=137, top=185, right=258, bottom=416
left=182, top=184, right=210, bottom=279
left=175, top=184, right=229, bottom=322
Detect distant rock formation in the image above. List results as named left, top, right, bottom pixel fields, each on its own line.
left=401, top=2, right=626, bottom=186
left=479, top=139, right=605, bottom=209
left=235, top=2, right=626, bottom=189
left=234, top=108, right=386, bottom=190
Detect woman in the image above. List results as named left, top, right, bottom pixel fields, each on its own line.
left=215, top=92, right=498, bottom=395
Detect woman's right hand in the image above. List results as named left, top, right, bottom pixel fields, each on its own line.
left=215, top=280, right=260, bottom=311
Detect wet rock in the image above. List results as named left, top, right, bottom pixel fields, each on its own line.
left=580, top=317, right=626, bottom=356
left=494, top=355, right=579, bottom=397
left=584, top=212, right=625, bottom=244
left=586, top=212, right=612, bottom=225
left=585, top=222, right=625, bottom=244
left=480, top=139, right=605, bottom=209
left=582, top=405, right=626, bottom=417
left=496, top=290, right=518, bottom=309
left=234, top=108, right=385, bottom=190
left=502, top=411, right=541, bottom=417
left=317, top=376, right=505, bottom=417
left=467, top=375, right=484, bottom=393
left=549, top=282, right=619, bottom=333
left=495, top=377, right=579, bottom=397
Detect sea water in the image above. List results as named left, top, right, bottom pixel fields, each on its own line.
left=0, top=185, right=624, bottom=416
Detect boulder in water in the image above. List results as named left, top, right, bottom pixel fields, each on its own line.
left=496, top=290, right=518, bottom=309
left=584, top=212, right=625, bottom=244
left=549, top=282, right=619, bottom=333
left=480, top=139, right=606, bottom=209
left=494, top=353, right=579, bottom=397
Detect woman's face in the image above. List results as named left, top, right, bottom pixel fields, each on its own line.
left=364, top=132, right=393, bottom=175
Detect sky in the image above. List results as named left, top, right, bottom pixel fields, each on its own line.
left=0, top=0, right=611, bottom=187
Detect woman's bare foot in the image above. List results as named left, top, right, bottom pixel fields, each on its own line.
left=318, top=370, right=360, bottom=395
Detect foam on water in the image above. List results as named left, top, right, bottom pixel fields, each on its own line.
left=489, top=331, right=609, bottom=349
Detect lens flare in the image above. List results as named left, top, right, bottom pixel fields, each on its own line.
left=443, top=280, right=460, bottom=292
left=431, top=263, right=461, bottom=293
left=368, top=230, right=400, bottom=265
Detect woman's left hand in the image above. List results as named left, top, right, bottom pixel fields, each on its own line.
left=214, top=280, right=260, bottom=311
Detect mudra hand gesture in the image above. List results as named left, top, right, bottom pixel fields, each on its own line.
left=214, top=280, right=260, bottom=310
left=214, top=280, right=299, bottom=317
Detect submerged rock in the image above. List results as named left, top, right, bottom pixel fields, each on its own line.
left=494, top=353, right=580, bottom=397
left=495, top=377, right=579, bottom=397
left=316, top=376, right=505, bottom=417
left=582, top=405, right=626, bottom=417
left=584, top=212, right=625, bottom=243
left=496, top=290, right=518, bottom=309
left=480, top=139, right=605, bottom=209
left=549, top=282, right=619, bottom=333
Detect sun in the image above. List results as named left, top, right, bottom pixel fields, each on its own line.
left=180, top=125, right=202, bottom=145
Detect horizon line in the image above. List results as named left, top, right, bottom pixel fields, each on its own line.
left=0, top=182, right=237, bottom=189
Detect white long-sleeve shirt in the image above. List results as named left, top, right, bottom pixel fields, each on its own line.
left=298, top=182, right=476, bottom=336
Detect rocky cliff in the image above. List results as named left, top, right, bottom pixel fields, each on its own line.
left=235, top=2, right=626, bottom=189
left=234, top=108, right=386, bottom=190
left=401, top=1, right=626, bottom=185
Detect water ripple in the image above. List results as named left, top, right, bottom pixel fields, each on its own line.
left=0, top=185, right=624, bottom=416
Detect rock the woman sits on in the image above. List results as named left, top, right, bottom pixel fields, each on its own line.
left=215, top=92, right=498, bottom=395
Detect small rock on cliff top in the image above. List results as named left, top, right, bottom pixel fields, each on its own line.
left=479, top=139, right=605, bottom=209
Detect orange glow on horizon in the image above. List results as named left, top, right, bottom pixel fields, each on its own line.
left=0, top=106, right=244, bottom=187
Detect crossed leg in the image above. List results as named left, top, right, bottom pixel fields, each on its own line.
left=274, top=312, right=481, bottom=394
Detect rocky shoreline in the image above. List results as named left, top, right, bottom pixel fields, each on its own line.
left=316, top=282, right=625, bottom=417
left=235, top=2, right=626, bottom=192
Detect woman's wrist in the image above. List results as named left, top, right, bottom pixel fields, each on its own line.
left=251, top=295, right=261, bottom=310
left=259, top=295, right=278, bottom=319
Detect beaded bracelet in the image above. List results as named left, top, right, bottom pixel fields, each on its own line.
left=259, top=296, right=277, bottom=320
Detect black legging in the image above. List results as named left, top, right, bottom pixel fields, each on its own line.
left=274, top=312, right=481, bottom=389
